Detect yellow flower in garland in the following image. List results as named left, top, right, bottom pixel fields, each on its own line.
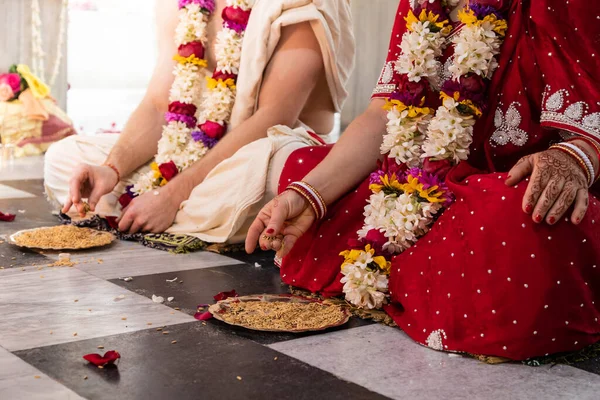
left=150, top=162, right=167, bottom=186
left=440, top=91, right=482, bottom=118
left=384, top=99, right=433, bottom=118
left=399, top=174, right=447, bottom=203
left=405, top=9, right=451, bottom=34
left=458, top=8, right=507, bottom=37
left=206, top=77, right=236, bottom=90
left=340, top=244, right=391, bottom=275
left=369, top=173, right=404, bottom=194
left=173, top=54, right=208, bottom=67
left=16, top=64, right=50, bottom=98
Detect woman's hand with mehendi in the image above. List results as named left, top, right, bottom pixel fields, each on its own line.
left=505, top=148, right=590, bottom=225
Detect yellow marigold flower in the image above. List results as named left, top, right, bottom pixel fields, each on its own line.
left=173, top=54, right=208, bottom=67
left=405, top=9, right=450, bottom=32
left=383, top=99, right=433, bottom=118
left=401, top=175, right=447, bottom=203
left=206, top=77, right=236, bottom=91
left=440, top=92, right=482, bottom=118
left=373, top=255, right=391, bottom=275
left=370, top=173, right=404, bottom=194
left=458, top=9, right=507, bottom=37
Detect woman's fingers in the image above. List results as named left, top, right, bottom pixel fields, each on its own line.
left=506, top=155, right=533, bottom=186
left=522, top=160, right=550, bottom=214
left=532, top=178, right=565, bottom=223
left=277, top=235, right=298, bottom=259
left=245, top=211, right=268, bottom=253
left=572, top=188, right=589, bottom=224
left=263, top=196, right=289, bottom=237
left=544, top=181, right=576, bottom=224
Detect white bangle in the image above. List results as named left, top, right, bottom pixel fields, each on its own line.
left=560, top=142, right=595, bottom=186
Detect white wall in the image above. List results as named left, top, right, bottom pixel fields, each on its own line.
left=67, top=0, right=156, bottom=134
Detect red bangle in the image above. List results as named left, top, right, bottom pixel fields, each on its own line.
left=103, top=162, right=121, bottom=183
left=567, top=136, right=600, bottom=163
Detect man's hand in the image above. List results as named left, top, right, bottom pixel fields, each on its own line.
left=117, top=186, right=182, bottom=234
left=63, top=164, right=119, bottom=216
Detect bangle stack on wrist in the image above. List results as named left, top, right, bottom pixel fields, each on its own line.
left=286, top=181, right=327, bottom=220
left=550, top=142, right=595, bottom=187
left=566, top=136, right=600, bottom=183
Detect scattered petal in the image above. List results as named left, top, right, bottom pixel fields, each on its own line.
left=171, top=340, right=177, bottom=344
left=236, top=376, right=242, bottom=381
left=166, top=277, right=178, bottom=283
left=0, top=212, right=16, bottom=222
left=194, top=311, right=213, bottom=321
left=83, top=350, right=120, bottom=367
left=213, top=290, right=238, bottom=301
left=34, top=376, right=41, bottom=379
left=167, top=297, right=174, bottom=302
left=18, top=210, right=26, bottom=214
left=254, top=262, right=261, bottom=268
left=119, top=277, right=133, bottom=282
left=152, top=295, right=165, bottom=304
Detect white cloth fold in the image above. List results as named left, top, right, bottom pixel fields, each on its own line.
left=44, top=0, right=355, bottom=244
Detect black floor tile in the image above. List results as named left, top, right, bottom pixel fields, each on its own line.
left=16, top=322, right=388, bottom=400
left=226, top=248, right=277, bottom=268
left=572, top=358, right=600, bottom=375
left=0, top=241, right=50, bottom=269
left=110, top=264, right=372, bottom=346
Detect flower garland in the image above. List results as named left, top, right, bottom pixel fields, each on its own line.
left=340, top=0, right=508, bottom=309
left=121, top=0, right=254, bottom=204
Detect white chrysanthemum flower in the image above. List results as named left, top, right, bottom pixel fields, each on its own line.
left=199, top=85, right=237, bottom=123
left=170, top=63, right=202, bottom=103
left=381, top=108, right=432, bottom=166
left=422, top=98, right=476, bottom=163
left=175, top=4, right=209, bottom=46
left=229, top=0, right=254, bottom=11
left=341, top=264, right=389, bottom=309
left=215, top=28, right=244, bottom=74
left=131, top=171, right=156, bottom=196
left=448, top=24, right=501, bottom=79
left=395, top=22, right=447, bottom=84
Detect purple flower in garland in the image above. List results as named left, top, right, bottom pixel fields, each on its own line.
left=165, top=112, right=197, bottom=128
left=178, top=0, right=215, bottom=13
left=125, top=185, right=136, bottom=198
left=441, top=76, right=486, bottom=110
left=191, top=130, right=218, bottom=149
left=469, top=3, right=504, bottom=20
left=224, top=21, right=248, bottom=34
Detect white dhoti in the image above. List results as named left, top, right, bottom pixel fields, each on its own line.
left=44, top=0, right=355, bottom=244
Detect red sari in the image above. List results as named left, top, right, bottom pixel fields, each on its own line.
left=278, top=0, right=600, bottom=360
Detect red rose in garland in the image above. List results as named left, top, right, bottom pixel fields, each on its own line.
left=158, top=161, right=179, bottom=181
left=222, top=6, right=251, bottom=26
left=200, top=121, right=226, bottom=139
left=169, top=101, right=197, bottom=116
left=178, top=41, right=205, bottom=59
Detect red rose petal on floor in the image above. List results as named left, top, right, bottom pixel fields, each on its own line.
left=0, top=212, right=16, bottom=222
left=194, top=311, right=213, bottom=321
left=118, top=193, right=133, bottom=209
left=213, top=290, right=238, bottom=301
left=83, top=350, right=121, bottom=366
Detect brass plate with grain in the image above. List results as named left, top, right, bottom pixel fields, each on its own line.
left=208, top=294, right=351, bottom=333
left=9, top=225, right=115, bottom=250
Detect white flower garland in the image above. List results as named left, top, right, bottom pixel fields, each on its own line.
left=130, top=0, right=254, bottom=196
left=341, top=2, right=508, bottom=309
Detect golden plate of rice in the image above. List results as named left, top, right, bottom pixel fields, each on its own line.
left=208, top=294, right=351, bottom=333
left=9, top=225, right=115, bottom=250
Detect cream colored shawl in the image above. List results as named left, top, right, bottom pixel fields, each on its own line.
left=167, top=0, right=355, bottom=243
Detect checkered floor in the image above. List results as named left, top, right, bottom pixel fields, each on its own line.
left=1, top=157, right=600, bottom=400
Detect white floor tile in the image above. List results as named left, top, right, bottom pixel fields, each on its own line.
left=269, top=324, right=600, bottom=400
left=0, top=156, right=44, bottom=181
left=0, top=267, right=194, bottom=352
left=0, top=184, right=35, bottom=200
left=0, top=346, right=84, bottom=399
left=43, top=240, right=243, bottom=279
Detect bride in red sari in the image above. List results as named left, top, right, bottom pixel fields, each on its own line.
left=246, top=0, right=600, bottom=360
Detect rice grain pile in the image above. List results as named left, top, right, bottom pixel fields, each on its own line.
left=13, top=226, right=113, bottom=249
left=219, top=301, right=346, bottom=331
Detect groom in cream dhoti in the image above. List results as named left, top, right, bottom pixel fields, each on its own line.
left=44, top=0, right=354, bottom=244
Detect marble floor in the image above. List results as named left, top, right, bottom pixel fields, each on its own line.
left=1, top=156, right=600, bottom=400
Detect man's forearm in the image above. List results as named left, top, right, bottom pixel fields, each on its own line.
left=165, top=105, right=297, bottom=202
left=105, top=98, right=165, bottom=178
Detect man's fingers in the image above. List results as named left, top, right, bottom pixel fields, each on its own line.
left=506, top=155, right=533, bottom=186
left=62, top=198, right=73, bottom=214
left=118, top=208, right=135, bottom=232
left=571, top=188, right=589, bottom=225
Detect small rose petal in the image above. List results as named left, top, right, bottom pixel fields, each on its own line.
left=83, top=350, right=121, bottom=366
left=119, top=277, right=133, bottom=282
left=167, top=297, right=174, bottom=302
left=18, top=210, right=25, bottom=214
left=254, top=262, right=261, bottom=268
left=0, top=212, right=16, bottom=222
left=166, top=277, right=178, bottom=283
left=105, top=216, right=119, bottom=229
left=194, top=311, right=213, bottom=321
left=213, top=290, right=238, bottom=301
left=152, top=295, right=165, bottom=304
